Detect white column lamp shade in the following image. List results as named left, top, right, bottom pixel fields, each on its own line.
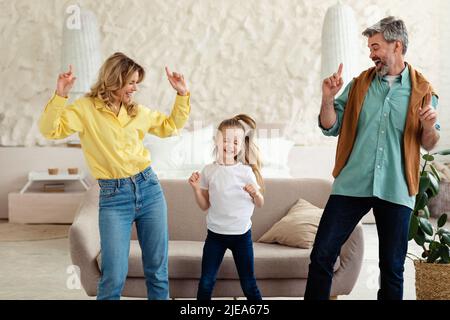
left=61, top=5, right=102, bottom=100
left=321, top=3, right=359, bottom=93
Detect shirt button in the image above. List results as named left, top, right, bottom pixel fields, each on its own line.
left=377, top=165, right=381, bottom=169
left=384, top=113, right=387, bottom=117
left=386, top=97, right=390, bottom=100
left=381, top=130, right=385, bottom=134
left=379, top=147, right=383, bottom=151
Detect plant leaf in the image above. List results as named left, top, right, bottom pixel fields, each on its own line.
left=414, top=231, right=425, bottom=246
left=423, top=154, right=434, bottom=161
left=430, top=240, right=440, bottom=251
left=409, top=214, right=419, bottom=240
left=427, top=241, right=441, bottom=263
left=418, top=175, right=431, bottom=195
left=439, top=244, right=450, bottom=263
left=427, top=248, right=440, bottom=263
left=438, top=213, right=448, bottom=228
left=422, top=206, right=430, bottom=220
left=419, top=217, right=434, bottom=236
left=429, top=164, right=441, bottom=183
left=433, top=149, right=450, bottom=156
left=442, top=234, right=450, bottom=246
left=427, top=171, right=440, bottom=196
left=414, top=192, right=428, bottom=212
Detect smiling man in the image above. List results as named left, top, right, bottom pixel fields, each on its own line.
left=305, top=17, right=440, bottom=300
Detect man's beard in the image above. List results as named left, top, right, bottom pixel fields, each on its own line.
left=376, top=62, right=389, bottom=77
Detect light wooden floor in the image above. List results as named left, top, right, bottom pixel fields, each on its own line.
left=0, top=220, right=438, bottom=300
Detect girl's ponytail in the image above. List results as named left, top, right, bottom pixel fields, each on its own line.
left=233, top=114, right=264, bottom=193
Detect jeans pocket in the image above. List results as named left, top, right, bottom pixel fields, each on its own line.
left=147, top=171, right=160, bottom=185
left=99, top=186, right=118, bottom=198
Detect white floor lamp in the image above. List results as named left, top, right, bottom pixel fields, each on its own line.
left=61, top=3, right=102, bottom=102
left=321, top=2, right=359, bottom=93
left=61, top=3, right=101, bottom=146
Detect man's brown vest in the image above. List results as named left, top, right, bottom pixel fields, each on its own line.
left=332, top=64, right=436, bottom=196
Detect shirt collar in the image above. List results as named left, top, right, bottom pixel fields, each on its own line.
left=399, top=63, right=409, bottom=86
left=93, top=97, right=106, bottom=109
left=377, top=62, right=410, bottom=87
left=93, top=98, right=128, bottom=120
left=93, top=98, right=124, bottom=113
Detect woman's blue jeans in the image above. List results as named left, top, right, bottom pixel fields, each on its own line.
left=96, top=166, right=169, bottom=300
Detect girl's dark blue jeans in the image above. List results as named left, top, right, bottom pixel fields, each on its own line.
left=197, top=229, right=262, bottom=300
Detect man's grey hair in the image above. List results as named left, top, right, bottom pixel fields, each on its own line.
left=362, top=16, right=409, bottom=55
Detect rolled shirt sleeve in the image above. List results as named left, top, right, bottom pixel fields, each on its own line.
left=147, top=93, right=191, bottom=138
left=39, top=93, right=84, bottom=140
left=318, top=80, right=353, bottom=137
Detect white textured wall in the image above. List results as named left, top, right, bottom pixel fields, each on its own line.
left=0, top=0, right=448, bottom=148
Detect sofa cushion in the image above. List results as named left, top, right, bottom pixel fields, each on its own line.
left=257, top=198, right=322, bottom=249
left=96, top=240, right=340, bottom=280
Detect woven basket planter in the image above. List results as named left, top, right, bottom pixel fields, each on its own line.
left=414, top=260, right=450, bottom=300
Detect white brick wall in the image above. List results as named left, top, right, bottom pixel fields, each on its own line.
left=0, top=0, right=448, bottom=147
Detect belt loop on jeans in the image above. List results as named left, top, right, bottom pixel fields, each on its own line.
left=142, top=167, right=151, bottom=180
left=117, top=179, right=121, bottom=188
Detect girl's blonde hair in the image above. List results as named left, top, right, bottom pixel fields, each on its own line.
left=215, top=114, right=264, bottom=192
left=86, top=52, right=145, bottom=117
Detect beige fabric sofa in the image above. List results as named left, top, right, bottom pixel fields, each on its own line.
left=69, top=178, right=364, bottom=299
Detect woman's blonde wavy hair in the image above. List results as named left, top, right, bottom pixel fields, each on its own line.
left=86, top=52, right=145, bottom=117
left=214, top=114, right=264, bottom=193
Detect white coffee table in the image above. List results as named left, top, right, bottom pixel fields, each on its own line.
left=19, top=170, right=90, bottom=194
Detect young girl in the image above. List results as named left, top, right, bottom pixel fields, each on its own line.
left=188, top=114, right=264, bottom=300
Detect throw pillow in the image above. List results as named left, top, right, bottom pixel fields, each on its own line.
left=257, top=198, right=323, bottom=249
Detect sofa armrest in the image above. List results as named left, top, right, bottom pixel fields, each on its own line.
left=69, top=187, right=101, bottom=296
left=331, top=222, right=364, bottom=296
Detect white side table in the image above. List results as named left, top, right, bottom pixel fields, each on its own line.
left=20, top=170, right=90, bottom=194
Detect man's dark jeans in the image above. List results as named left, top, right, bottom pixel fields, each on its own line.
left=304, top=195, right=412, bottom=300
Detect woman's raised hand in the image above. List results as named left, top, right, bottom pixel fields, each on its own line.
left=56, top=65, right=77, bottom=98
left=165, top=66, right=188, bottom=96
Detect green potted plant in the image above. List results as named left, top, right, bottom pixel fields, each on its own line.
left=408, top=149, right=450, bottom=300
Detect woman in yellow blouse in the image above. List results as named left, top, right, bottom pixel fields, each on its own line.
left=39, top=52, right=190, bottom=300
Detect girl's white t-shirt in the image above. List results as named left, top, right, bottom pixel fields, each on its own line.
left=200, top=162, right=260, bottom=235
